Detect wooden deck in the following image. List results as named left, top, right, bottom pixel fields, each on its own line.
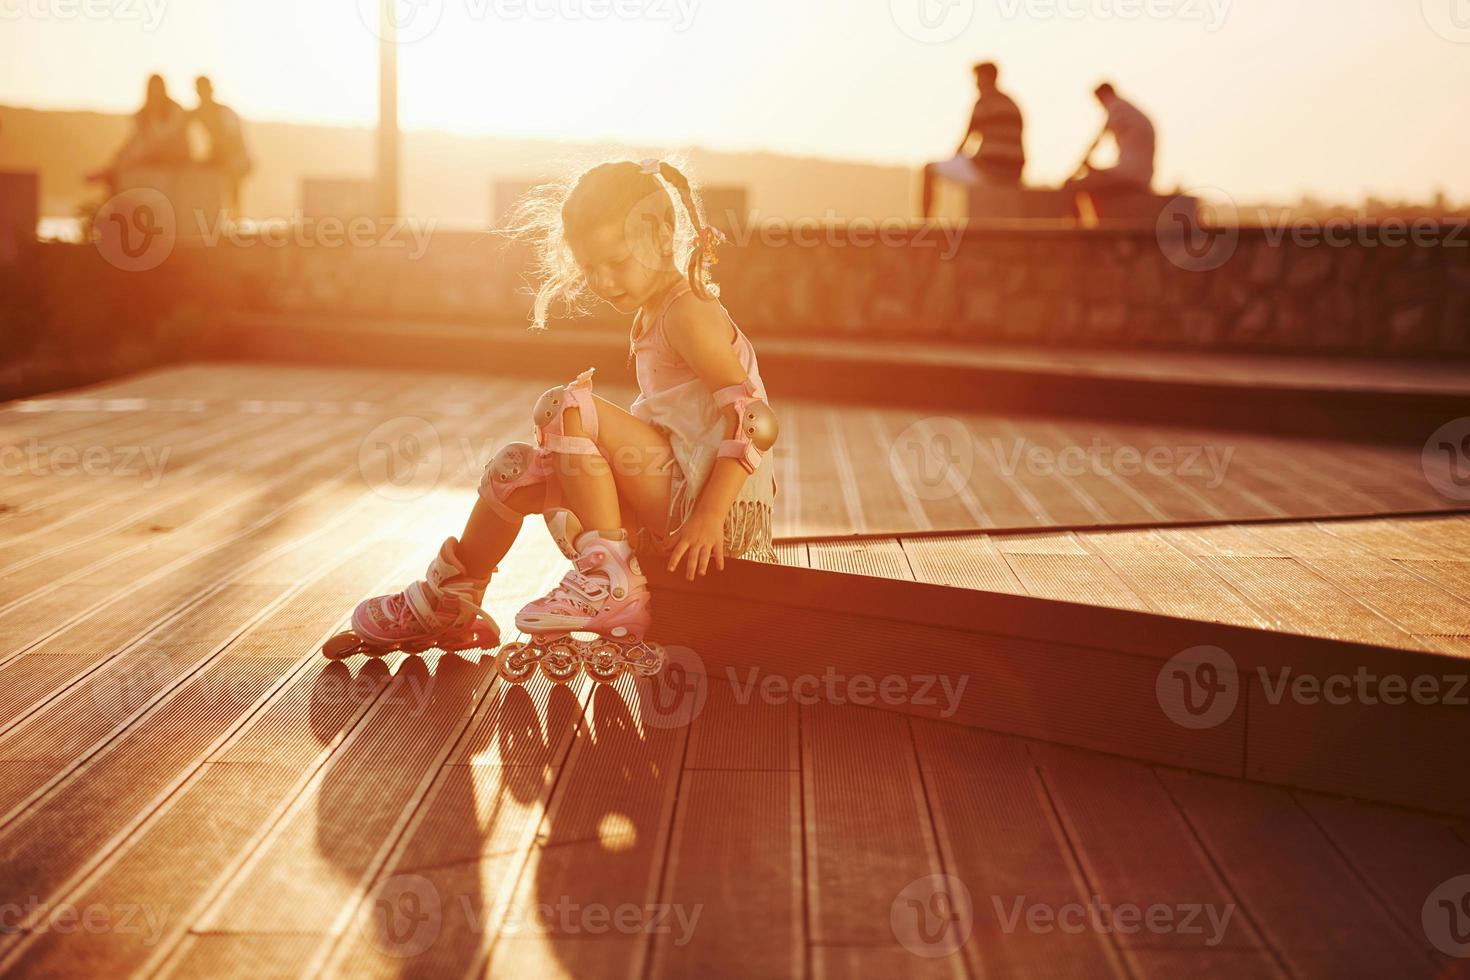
left=3, top=364, right=1469, bottom=978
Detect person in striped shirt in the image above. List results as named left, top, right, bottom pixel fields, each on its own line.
left=922, top=61, right=1027, bottom=218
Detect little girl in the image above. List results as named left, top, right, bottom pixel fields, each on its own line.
left=341, top=157, right=779, bottom=675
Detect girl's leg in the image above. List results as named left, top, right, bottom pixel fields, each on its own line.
left=457, top=484, right=544, bottom=577
left=553, top=394, right=676, bottom=541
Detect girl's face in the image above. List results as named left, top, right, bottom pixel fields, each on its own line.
left=569, top=215, right=677, bottom=316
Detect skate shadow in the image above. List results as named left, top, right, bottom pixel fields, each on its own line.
left=309, top=649, right=498, bottom=975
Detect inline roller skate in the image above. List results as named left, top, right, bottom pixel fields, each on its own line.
left=498, top=509, right=665, bottom=684
left=322, top=536, right=501, bottom=659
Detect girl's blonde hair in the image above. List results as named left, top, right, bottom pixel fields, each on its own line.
left=504, top=155, right=722, bottom=331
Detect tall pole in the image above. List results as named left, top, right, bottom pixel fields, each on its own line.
left=378, top=0, right=400, bottom=220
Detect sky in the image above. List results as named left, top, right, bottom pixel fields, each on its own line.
left=2, top=0, right=1469, bottom=203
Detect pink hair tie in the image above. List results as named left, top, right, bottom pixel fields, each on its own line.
left=639, top=158, right=662, bottom=176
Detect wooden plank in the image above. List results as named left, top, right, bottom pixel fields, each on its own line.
left=807, top=538, right=914, bottom=580
left=901, top=533, right=1029, bottom=595
left=789, top=402, right=853, bottom=536
left=912, top=723, right=1124, bottom=978
left=0, top=513, right=445, bottom=929
left=874, top=408, right=995, bottom=530
left=476, top=671, right=693, bottom=978
left=995, top=533, right=1151, bottom=611
left=850, top=409, right=935, bottom=534
left=1244, top=671, right=1470, bottom=816
left=648, top=770, right=803, bottom=979
left=1159, top=767, right=1436, bottom=976
left=970, top=417, right=1088, bottom=525
left=1319, top=517, right=1470, bottom=561
left=802, top=702, right=946, bottom=946
left=1029, top=745, right=1279, bottom=967
left=773, top=541, right=809, bottom=567
left=683, top=672, right=799, bottom=771
left=1078, top=530, right=1273, bottom=627
left=1296, top=792, right=1470, bottom=974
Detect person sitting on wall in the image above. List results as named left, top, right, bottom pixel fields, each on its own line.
left=191, top=76, right=253, bottom=215
left=1065, top=82, right=1156, bottom=200
left=921, top=61, right=1027, bottom=218
left=85, top=74, right=192, bottom=193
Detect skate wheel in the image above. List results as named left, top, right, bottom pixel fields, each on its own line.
left=586, top=644, right=624, bottom=684
left=322, top=632, right=365, bottom=660
left=629, top=642, right=667, bottom=678
left=541, top=642, right=582, bottom=684
left=497, top=642, right=537, bottom=683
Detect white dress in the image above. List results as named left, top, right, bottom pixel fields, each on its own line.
left=626, top=279, right=779, bottom=564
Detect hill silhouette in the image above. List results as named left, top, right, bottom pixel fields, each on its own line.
left=0, top=104, right=914, bottom=225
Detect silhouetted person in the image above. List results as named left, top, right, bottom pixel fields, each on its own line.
left=192, top=76, right=252, bottom=214
left=1066, top=82, right=1156, bottom=196
left=921, top=61, right=1026, bottom=218
left=85, top=74, right=191, bottom=192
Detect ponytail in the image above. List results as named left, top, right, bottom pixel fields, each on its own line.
left=656, top=162, right=722, bottom=302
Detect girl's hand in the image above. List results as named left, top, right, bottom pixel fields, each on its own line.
left=666, top=510, right=726, bottom=581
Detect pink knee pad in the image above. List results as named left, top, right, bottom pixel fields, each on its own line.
left=534, top=367, right=603, bottom=458
left=479, top=441, right=560, bottom=523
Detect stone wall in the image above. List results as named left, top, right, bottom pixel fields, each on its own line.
left=212, top=222, right=1470, bottom=355
left=9, top=220, right=1470, bottom=396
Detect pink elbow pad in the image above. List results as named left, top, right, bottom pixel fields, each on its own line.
left=712, top=379, right=779, bottom=475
